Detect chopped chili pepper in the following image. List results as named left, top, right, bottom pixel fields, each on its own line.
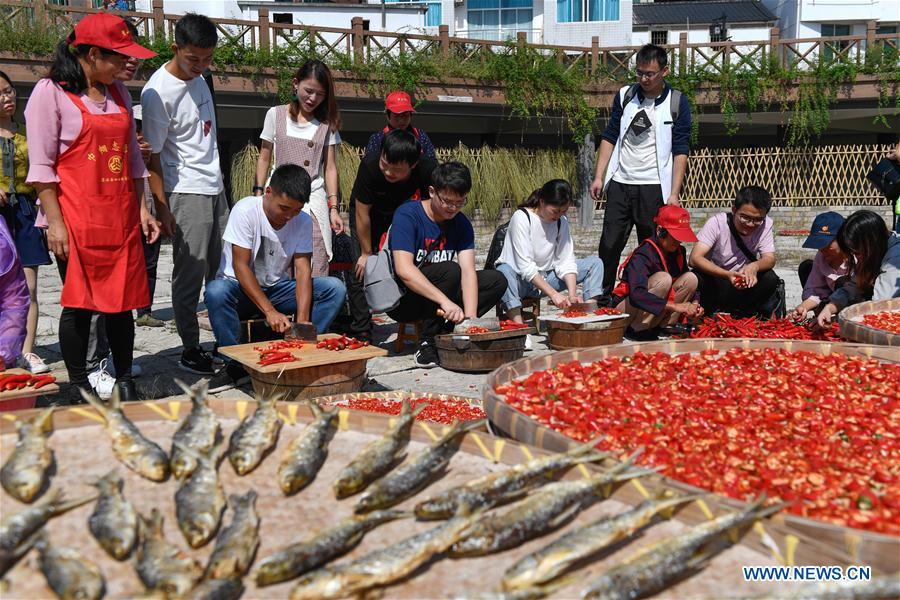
left=330, top=396, right=486, bottom=425
left=862, top=311, right=900, bottom=334
left=496, top=348, right=900, bottom=534
left=561, top=310, right=589, bottom=318
left=316, top=335, right=369, bottom=352
left=594, top=307, right=622, bottom=316
left=465, top=326, right=491, bottom=334
left=499, top=320, right=530, bottom=331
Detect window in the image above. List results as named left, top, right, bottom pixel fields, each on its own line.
left=821, top=23, right=851, bottom=61
left=876, top=25, right=897, bottom=34
left=468, top=0, right=532, bottom=40
left=273, top=13, right=293, bottom=24
left=557, top=0, right=619, bottom=23
left=386, top=0, right=443, bottom=27
left=651, top=30, right=667, bottom=45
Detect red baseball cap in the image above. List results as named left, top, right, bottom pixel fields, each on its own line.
left=71, top=13, right=157, bottom=59
left=385, top=91, right=415, bottom=114
left=654, top=204, right=698, bottom=242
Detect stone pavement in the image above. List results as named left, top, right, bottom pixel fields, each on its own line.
left=28, top=228, right=808, bottom=403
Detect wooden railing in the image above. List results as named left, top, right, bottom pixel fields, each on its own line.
left=1, top=0, right=896, bottom=79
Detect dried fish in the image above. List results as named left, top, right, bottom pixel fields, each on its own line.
left=228, top=395, right=282, bottom=476
left=204, top=491, right=260, bottom=580
left=89, top=470, right=138, bottom=560
left=170, top=379, right=220, bottom=479
left=0, top=408, right=54, bottom=503
left=277, top=401, right=338, bottom=495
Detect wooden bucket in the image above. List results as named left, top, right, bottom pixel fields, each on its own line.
left=435, top=328, right=532, bottom=373
left=483, top=339, right=900, bottom=575
left=545, top=316, right=628, bottom=349
left=249, top=359, right=367, bottom=400
left=838, top=297, right=900, bottom=347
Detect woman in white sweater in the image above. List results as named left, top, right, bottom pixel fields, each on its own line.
left=496, top=179, right=604, bottom=324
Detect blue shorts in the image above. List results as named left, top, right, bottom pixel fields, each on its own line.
left=1, top=194, right=51, bottom=268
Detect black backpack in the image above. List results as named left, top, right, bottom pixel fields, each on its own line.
left=483, top=208, right=560, bottom=270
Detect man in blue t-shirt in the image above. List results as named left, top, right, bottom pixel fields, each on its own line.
left=387, top=162, right=507, bottom=367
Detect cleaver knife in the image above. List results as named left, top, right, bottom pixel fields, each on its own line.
left=284, top=321, right=318, bottom=342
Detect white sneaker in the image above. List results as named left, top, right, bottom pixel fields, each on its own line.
left=104, top=354, right=142, bottom=379
left=18, top=352, right=50, bottom=374
left=88, top=359, right=116, bottom=400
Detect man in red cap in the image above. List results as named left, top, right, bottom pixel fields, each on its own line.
left=611, top=204, right=703, bottom=340
left=363, top=91, right=436, bottom=160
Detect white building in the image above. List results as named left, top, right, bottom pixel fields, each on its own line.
left=132, top=0, right=428, bottom=32
left=760, top=0, right=899, bottom=39
left=631, top=0, right=776, bottom=46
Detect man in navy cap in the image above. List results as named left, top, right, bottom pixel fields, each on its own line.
left=791, top=211, right=850, bottom=320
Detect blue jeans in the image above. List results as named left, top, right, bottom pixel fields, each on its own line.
left=204, top=277, right=347, bottom=351
left=497, top=257, right=604, bottom=311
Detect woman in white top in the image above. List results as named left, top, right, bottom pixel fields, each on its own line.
left=255, top=60, right=344, bottom=277
left=496, top=179, right=605, bottom=324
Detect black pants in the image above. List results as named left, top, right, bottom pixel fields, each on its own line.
left=59, top=308, right=134, bottom=387
left=138, top=236, right=161, bottom=316
left=798, top=259, right=813, bottom=289
left=387, top=262, right=507, bottom=340
left=597, top=180, right=664, bottom=294
left=346, top=218, right=389, bottom=337
left=696, top=269, right=780, bottom=319
left=57, top=257, right=109, bottom=366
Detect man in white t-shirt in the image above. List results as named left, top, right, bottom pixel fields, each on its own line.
left=204, top=164, right=346, bottom=385
left=140, top=13, right=229, bottom=375
left=589, top=44, right=692, bottom=304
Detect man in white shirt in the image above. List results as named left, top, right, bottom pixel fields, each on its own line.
left=589, top=44, right=692, bottom=304
left=204, top=164, right=346, bottom=384
left=140, top=13, right=229, bottom=375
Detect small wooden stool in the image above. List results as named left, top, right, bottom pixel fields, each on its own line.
left=395, top=321, right=423, bottom=352
left=521, top=297, right=541, bottom=330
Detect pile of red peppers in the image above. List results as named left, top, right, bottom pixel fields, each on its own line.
left=316, top=335, right=370, bottom=351
left=495, top=348, right=900, bottom=534
left=0, top=372, right=56, bottom=391
left=334, top=396, right=486, bottom=425
left=689, top=314, right=841, bottom=341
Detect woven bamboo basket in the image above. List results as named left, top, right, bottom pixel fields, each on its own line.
left=1, top=398, right=793, bottom=598
left=483, top=338, right=900, bottom=575
left=838, top=297, right=900, bottom=347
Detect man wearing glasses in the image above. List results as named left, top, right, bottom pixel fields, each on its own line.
left=689, top=186, right=779, bottom=318
left=386, top=162, right=506, bottom=368
left=590, top=44, right=692, bottom=305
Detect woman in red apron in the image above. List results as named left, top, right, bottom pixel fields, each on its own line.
left=24, top=13, right=158, bottom=403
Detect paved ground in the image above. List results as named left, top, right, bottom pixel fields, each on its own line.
left=28, top=227, right=808, bottom=403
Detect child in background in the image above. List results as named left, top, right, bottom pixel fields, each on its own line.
left=0, top=216, right=31, bottom=371
left=791, top=211, right=849, bottom=320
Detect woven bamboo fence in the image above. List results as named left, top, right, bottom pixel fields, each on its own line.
left=235, top=143, right=893, bottom=219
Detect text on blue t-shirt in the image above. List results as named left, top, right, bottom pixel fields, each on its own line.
left=389, top=201, right=475, bottom=264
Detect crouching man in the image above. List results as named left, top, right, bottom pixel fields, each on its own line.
left=612, top=204, right=703, bottom=340
left=386, top=162, right=507, bottom=368
left=689, top=185, right=779, bottom=318
left=205, top=164, right=346, bottom=385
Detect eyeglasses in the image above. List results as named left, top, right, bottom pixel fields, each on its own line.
left=434, top=190, right=467, bottom=211
left=736, top=213, right=765, bottom=226
left=636, top=68, right=661, bottom=80
left=0, top=89, right=16, bottom=99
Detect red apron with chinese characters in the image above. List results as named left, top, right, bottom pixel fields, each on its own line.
left=57, top=86, right=149, bottom=313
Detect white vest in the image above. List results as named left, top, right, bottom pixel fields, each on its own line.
left=604, top=85, right=675, bottom=199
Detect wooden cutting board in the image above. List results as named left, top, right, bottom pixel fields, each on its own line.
left=218, top=333, right=388, bottom=374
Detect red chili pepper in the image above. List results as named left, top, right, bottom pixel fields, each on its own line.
left=31, top=375, right=57, bottom=390
left=593, top=307, right=622, bottom=316
left=561, top=310, right=589, bottom=318
left=499, top=320, right=530, bottom=331
left=466, top=326, right=491, bottom=334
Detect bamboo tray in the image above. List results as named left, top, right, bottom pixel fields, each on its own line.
left=483, top=338, right=900, bottom=575
left=839, top=297, right=900, bottom=347
left=1, top=399, right=788, bottom=599
left=218, top=334, right=388, bottom=399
